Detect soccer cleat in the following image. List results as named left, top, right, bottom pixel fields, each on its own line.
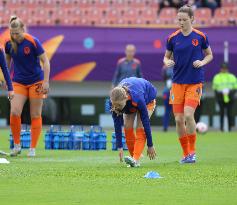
left=180, top=155, right=195, bottom=164
left=189, top=153, right=196, bottom=163
left=27, top=148, right=36, bottom=157
left=124, top=156, right=140, bottom=167
left=10, top=144, right=21, bottom=157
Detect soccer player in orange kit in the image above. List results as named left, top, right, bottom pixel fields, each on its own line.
left=163, top=5, right=213, bottom=163
left=5, top=16, right=50, bottom=157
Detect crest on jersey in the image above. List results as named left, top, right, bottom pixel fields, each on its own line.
left=132, top=63, right=137, bottom=69
left=192, top=39, right=199, bottom=46
left=24, top=46, right=30, bottom=55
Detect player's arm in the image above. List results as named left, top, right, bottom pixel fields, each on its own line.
left=39, top=53, right=50, bottom=94
left=5, top=53, right=11, bottom=69
left=112, top=111, right=124, bottom=162
left=0, top=50, right=14, bottom=99
left=163, top=50, right=175, bottom=67
left=193, top=47, right=213, bottom=68
left=137, top=100, right=156, bottom=160
left=136, top=62, right=143, bottom=78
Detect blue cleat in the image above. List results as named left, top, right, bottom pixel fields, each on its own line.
left=180, top=154, right=196, bottom=164
left=189, top=153, right=196, bottom=163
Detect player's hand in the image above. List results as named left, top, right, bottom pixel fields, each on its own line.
left=118, top=148, right=124, bottom=162
left=42, top=81, right=49, bottom=94
left=164, top=60, right=175, bottom=68
left=193, top=60, right=204, bottom=68
left=147, top=146, right=156, bottom=160
left=8, top=91, right=14, bottom=101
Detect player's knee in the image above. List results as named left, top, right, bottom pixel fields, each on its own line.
left=175, top=116, right=185, bottom=127
left=10, top=108, right=22, bottom=116
left=184, top=112, right=194, bottom=122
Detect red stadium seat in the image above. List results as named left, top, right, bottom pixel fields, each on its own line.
left=194, top=8, right=212, bottom=26
left=106, top=9, right=119, bottom=24
left=213, top=7, right=237, bottom=26
left=158, top=8, right=177, bottom=24
left=142, top=8, right=157, bottom=24
left=222, top=0, right=237, bottom=7
left=122, top=8, right=138, bottom=24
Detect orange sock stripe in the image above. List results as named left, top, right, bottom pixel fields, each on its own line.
left=133, top=128, right=146, bottom=160
left=179, top=135, right=189, bottom=157
left=124, top=128, right=135, bottom=157
left=30, top=117, right=42, bottom=148
left=10, top=115, right=21, bottom=145
left=187, top=133, right=196, bottom=154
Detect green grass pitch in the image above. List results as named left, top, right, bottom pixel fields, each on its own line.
left=0, top=128, right=237, bottom=205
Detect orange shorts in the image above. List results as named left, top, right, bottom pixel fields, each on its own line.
left=169, top=83, right=202, bottom=113
left=13, top=81, right=46, bottom=99
left=147, top=99, right=156, bottom=118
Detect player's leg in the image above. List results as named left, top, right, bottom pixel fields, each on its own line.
left=184, top=83, right=203, bottom=162
left=28, top=82, right=44, bottom=157
left=128, top=100, right=156, bottom=166
left=123, top=112, right=136, bottom=157
left=170, top=83, right=191, bottom=162
left=10, top=83, right=28, bottom=156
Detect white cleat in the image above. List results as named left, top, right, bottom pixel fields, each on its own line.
left=124, top=156, right=140, bottom=168
left=27, top=148, right=36, bottom=157
left=10, top=144, right=21, bottom=157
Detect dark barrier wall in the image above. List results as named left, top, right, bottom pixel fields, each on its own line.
left=1, top=26, right=236, bottom=82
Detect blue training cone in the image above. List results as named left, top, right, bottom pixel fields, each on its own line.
left=144, top=171, right=163, bottom=179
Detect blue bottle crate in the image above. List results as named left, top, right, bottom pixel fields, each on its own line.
left=9, top=124, right=31, bottom=149
left=111, top=132, right=128, bottom=151
left=88, top=126, right=107, bottom=150
left=45, top=131, right=52, bottom=149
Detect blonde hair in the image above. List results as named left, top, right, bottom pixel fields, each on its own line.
left=110, top=86, right=128, bottom=102
left=9, top=16, right=25, bottom=53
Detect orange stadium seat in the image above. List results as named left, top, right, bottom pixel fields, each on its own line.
left=106, top=9, right=119, bottom=24
left=222, top=0, right=237, bottom=7
left=122, top=8, right=138, bottom=24
left=194, top=8, right=212, bottom=26
left=142, top=8, right=157, bottom=24
left=158, top=8, right=177, bottom=24
left=213, top=7, right=237, bottom=26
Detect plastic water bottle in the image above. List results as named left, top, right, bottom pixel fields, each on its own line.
left=53, top=133, right=60, bottom=149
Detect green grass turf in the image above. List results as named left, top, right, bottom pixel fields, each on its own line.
left=0, top=128, right=237, bottom=205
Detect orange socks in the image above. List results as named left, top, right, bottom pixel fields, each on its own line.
left=10, top=115, right=21, bottom=145
left=133, top=128, right=146, bottom=160
left=179, top=135, right=189, bottom=157
left=30, top=117, right=42, bottom=148
left=187, top=133, right=196, bottom=154
left=124, top=128, right=135, bottom=156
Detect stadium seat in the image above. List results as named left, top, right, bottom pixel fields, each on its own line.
left=142, top=8, right=157, bottom=24
left=122, top=8, right=138, bottom=24
left=158, top=8, right=177, bottom=24
left=222, top=0, right=237, bottom=7
left=213, top=7, right=237, bottom=26
left=106, top=8, right=119, bottom=24
left=194, top=8, right=212, bottom=26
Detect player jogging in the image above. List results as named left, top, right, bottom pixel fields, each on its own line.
left=163, top=5, right=213, bottom=163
